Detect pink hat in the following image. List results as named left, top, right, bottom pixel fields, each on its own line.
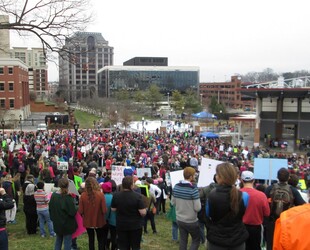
left=101, top=182, right=112, bottom=193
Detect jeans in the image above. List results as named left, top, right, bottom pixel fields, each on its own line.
left=54, top=234, right=72, bottom=250
left=199, top=221, right=206, bottom=243
left=177, top=220, right=200, bottom=250
left=0, top=230, right=8, bottom=250
left=172, top=221, right=178, bottom=241
left=37, top=209, right=55, bottom=236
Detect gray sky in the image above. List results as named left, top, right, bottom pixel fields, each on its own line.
left=11, top=0, right=310, bottom=82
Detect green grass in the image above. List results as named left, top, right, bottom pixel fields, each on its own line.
left=8, top=203, right=205, bottom=250
left=74, top=110, right=102, bottom=129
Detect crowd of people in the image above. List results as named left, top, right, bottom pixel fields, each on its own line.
left=0, top=127, right=309, bottom=250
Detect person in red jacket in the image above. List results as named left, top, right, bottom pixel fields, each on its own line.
left=273, top=203, right=310, bottom=250
left=78, top=176, right=107, bottom=250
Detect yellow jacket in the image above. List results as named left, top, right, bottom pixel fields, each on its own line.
left=273, top=204, right=310, bottom=250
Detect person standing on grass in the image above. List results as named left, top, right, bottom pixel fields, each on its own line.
left=34, top=181, right=56, bottom=237
left=78, top=177, right=107, bottom=250
left=111, top=176, right=147, bottom=250
left=206, top=162, right=249, bottom=250
left=171, top=167, right=201, bottom=250
left=49, top=178, right=77, bottom=250
left=0, top=186, right=14, bottom=250
left=22, top=174, right=38, bottom=234
left=240, top=171, right=270, bottom=250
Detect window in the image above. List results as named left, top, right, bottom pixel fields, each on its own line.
left=0, top=68, right=3, bottom=74
left=9, top=83, right=13, bottom=91
left=9, top=99, right=14, bottom=108
left=0, top=82, right=4, bottom=91
left=8, top=67, right=13, bottom=74
left=0, top=99, right=5, bottom=109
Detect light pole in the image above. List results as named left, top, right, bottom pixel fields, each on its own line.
left=200, top=94, right=203, bottom=106
left=142, top=117, right=144, bottom=134
left=19, top=114, right=22, bottom=132
left=167, top=92, right=170, bottom=107
left=115, top=110, right=118, bottom=129
left=1, top=119, right=4, bottom=136
left=73, top=123, right=79, bottom=165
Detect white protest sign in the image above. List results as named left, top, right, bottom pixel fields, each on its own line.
left=170, top=170, right=184, bottom=189
left=44, top=183, right=55, bottom=195
left=57, top=161, right=68, bottom=171
left=197, top=158, right=223, bottom=187
left=136, top=168, right=152, bottom=178
left=111, top=165, right=125, bottom=186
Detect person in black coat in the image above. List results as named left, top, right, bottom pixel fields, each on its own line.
left=0, top=186, right=15, bottom=250
left=22, top=175, right=38, bottom=234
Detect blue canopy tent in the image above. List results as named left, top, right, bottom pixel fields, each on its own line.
left=200, top=131, right=219, bottom=138
left=192, top=111, right=217, bottom=119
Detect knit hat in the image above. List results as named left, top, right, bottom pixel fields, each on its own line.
left=101, top=182, right=112, bottom=193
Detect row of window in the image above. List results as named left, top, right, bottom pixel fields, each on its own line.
left=0, top=99, right=14, bottom=109
left=0, top=67, right=14, bottom=74
left=0, top=82, right=14, bottom=91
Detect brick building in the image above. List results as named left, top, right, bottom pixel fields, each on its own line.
left=199, top=75, right=255, bottom=110
left=0, top=58, right=30, bottom=122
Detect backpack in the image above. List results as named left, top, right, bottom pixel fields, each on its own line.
left=270, top=183, right=294, bottom=218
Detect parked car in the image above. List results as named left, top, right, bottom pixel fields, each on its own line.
left=37, top=123, right=47, bottom=131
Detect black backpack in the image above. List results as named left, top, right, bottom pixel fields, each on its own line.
left=270, top=183, right=294, bottom=219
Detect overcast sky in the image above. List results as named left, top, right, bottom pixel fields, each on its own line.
left=10, top=0, right=310, bottom=82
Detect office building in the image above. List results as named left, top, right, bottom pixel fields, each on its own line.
left=123, top=57, right=168, bottom=66
left=10, top=47, right=48, bottom=98
left=59, top=32, right=114, bottom=103
left=97, top=65, right=199, bottom=98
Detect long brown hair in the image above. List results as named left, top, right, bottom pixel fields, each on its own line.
left=216, top=162, right=241, bottom=215
left=85, top=177, right=100, bottom=206
left=58, top=178, right=69, bottom=195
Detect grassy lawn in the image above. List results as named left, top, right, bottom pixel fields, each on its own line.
left=74, top=110, right=102, bottom=129
left=8, top=202, right=205, bottom=250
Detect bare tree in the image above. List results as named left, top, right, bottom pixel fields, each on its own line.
left=0, top=0, right=93, bottom=58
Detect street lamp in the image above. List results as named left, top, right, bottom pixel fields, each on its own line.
left=115, top=110, right=118, bottom=128
left=167, top=92, right=170, bottom=107
left=19, top=114, right=22, bottom=132
left=142, top=117, right=145, bottom=134
left=1, top=119, right=4, bottom=136
left=200, top=94, right=203, bottom=106
left=73, top=123, right=79, bottom=165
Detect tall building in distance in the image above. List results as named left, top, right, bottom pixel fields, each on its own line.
left=0, top=15, right=10, bottom=58
left=10, top=47, right=48, bottom=98
left=123, top=57, right=168, bottom=66
left=59, top=32, right=114, bottom=103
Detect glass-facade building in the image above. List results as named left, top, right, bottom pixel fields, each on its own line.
left=97, top=66, right=199, bottom=97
